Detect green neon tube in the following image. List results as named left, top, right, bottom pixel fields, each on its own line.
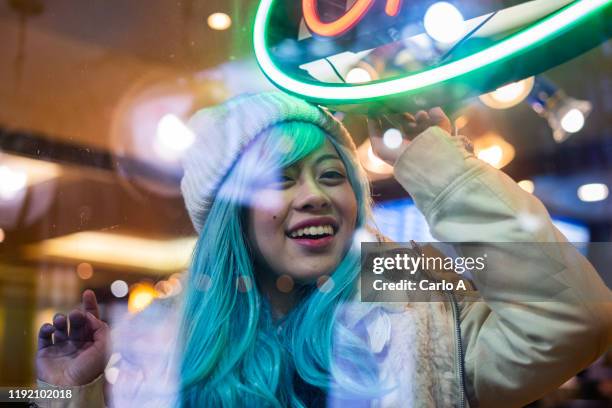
left=254, top=0, right=610, bottom=103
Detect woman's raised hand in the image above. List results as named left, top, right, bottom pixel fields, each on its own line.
left=368, top=108, right=452, bottom=166
left=36, top=290, right=109, bottom=386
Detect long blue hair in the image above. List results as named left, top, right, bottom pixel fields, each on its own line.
left=179, top=121, right=387, bottom=407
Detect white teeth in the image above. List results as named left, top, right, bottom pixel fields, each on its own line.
left=289, top=225, right=335, bottom=238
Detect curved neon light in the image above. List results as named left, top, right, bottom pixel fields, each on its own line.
left=254, top=0, right=610, bottom=104
left=303, top=0, right=374, bottom=37
left=385, top=0, right=403, bottom=17
left=303, top=0, right=403, bottom=37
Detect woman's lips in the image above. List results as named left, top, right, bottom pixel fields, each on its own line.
left=289, top=235, right=334, bottom=249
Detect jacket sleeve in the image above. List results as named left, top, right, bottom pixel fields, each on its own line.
left=33, top=375, right=105, bottom=408
left=393, top=126, right=612, bottom=408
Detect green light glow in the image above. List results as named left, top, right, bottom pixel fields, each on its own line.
left=254, top=0, right=610, bottom=104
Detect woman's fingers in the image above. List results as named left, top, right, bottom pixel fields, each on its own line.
left=52, top=313, right=68, bottom=343
left=38, top=323, right=55, bottom=349
left=428, top=107, right=452, bottom=134
left=82, top=289, right=100, bottom=319
left=365, top=107, right=453, bottom=165
left=68, top=310, right=90, bottom=343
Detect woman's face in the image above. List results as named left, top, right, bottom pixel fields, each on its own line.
left=247, top=139, right=358, bottom=283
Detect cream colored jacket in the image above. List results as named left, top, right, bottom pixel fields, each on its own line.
left=35, top=127, right=612, bottom=407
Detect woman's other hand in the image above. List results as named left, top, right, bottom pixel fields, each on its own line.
left=368, top=108, right=452, bottom=166
left=36, top=290, right=109, bottom=386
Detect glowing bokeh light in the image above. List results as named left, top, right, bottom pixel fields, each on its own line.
left=577, top=183, right=609, bottom=202
left=560, top=108, right=586, bottom=133
left=128, top=283, right=158, bottom=313
left=207, top=12, right=232, bottom=30
left=423, top=2, right=466, bottom=44
left=110, top=280, right=129, bottom=298
left=76, top=262, right=94, bottom=280
left=154, top=114, right=196, bottom=161
left=0, top=228, right=4, bottom=243
left=276, top=275, right=294, bottom=293
left=477, top=145, right=503, bottom=167
left=518, top=180, right=535, bottom=194
left=383, top=128, right=403, bottom=149
left=346, top=67, right=372, bottom=83
left=474, top=133, right=515, bottom=169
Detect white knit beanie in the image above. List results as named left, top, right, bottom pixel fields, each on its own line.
left=181, top=92, right=358, bottom=234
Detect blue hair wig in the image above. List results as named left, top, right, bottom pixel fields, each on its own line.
left=179, top=121, right=388, bottom=407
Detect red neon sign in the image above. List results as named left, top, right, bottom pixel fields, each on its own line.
left=303, top=0, right=403, bottom=37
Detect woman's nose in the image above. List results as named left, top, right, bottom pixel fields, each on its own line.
left=292, top=180, right=330, bottom=212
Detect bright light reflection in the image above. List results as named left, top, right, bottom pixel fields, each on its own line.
left=346, top=67, right=372, bottom=83
left=518, top=180, right=535, bottom=194
left=24, top=232, right=196, bottom=272
left=383, top=128, right=403, bottom=149
left=577, top=183, right=608, bottom=202
left=479, top=77, right=535, bottom=109
left=111, top=280, right=129, bottom=298
left=560, top=108, right=586, bottom=133
left=424, top=2, right=466, bottom=44
left=477, top=145, right=503, bottom=168
left=0, top=165, right=28, bottom=200
left=128, top=283, right=158, bottom=313
left=207, top=12, right=232, bottom=30
left=154, top=114, right=196, bottom=161
left=474, top=133, right=515, bottom=169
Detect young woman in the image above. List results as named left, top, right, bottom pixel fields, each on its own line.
left=35, top=92, right=611, bottom=407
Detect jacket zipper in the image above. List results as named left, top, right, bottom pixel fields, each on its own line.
left=409, top=241, right=467, bottom=408
left=448, top=291, right=467, bottom=408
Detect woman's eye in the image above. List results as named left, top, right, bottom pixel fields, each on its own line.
left=321, top=170, right=345, bottom=180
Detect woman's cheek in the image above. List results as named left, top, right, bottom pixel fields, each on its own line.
left=249, top=189, right=288, bottom=214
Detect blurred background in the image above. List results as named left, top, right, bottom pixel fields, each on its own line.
left=0, top=0, right=610, bottom=406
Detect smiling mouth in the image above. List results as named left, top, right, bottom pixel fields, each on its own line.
left=287, top=225, right=336, bottom=239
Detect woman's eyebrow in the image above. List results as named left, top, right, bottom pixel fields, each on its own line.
left=314, top=154, right=342, bottom=166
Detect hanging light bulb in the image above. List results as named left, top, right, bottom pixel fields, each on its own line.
left=479, top=77, right=535, bottom=109
left=528, top=77, right=592, bottom=143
